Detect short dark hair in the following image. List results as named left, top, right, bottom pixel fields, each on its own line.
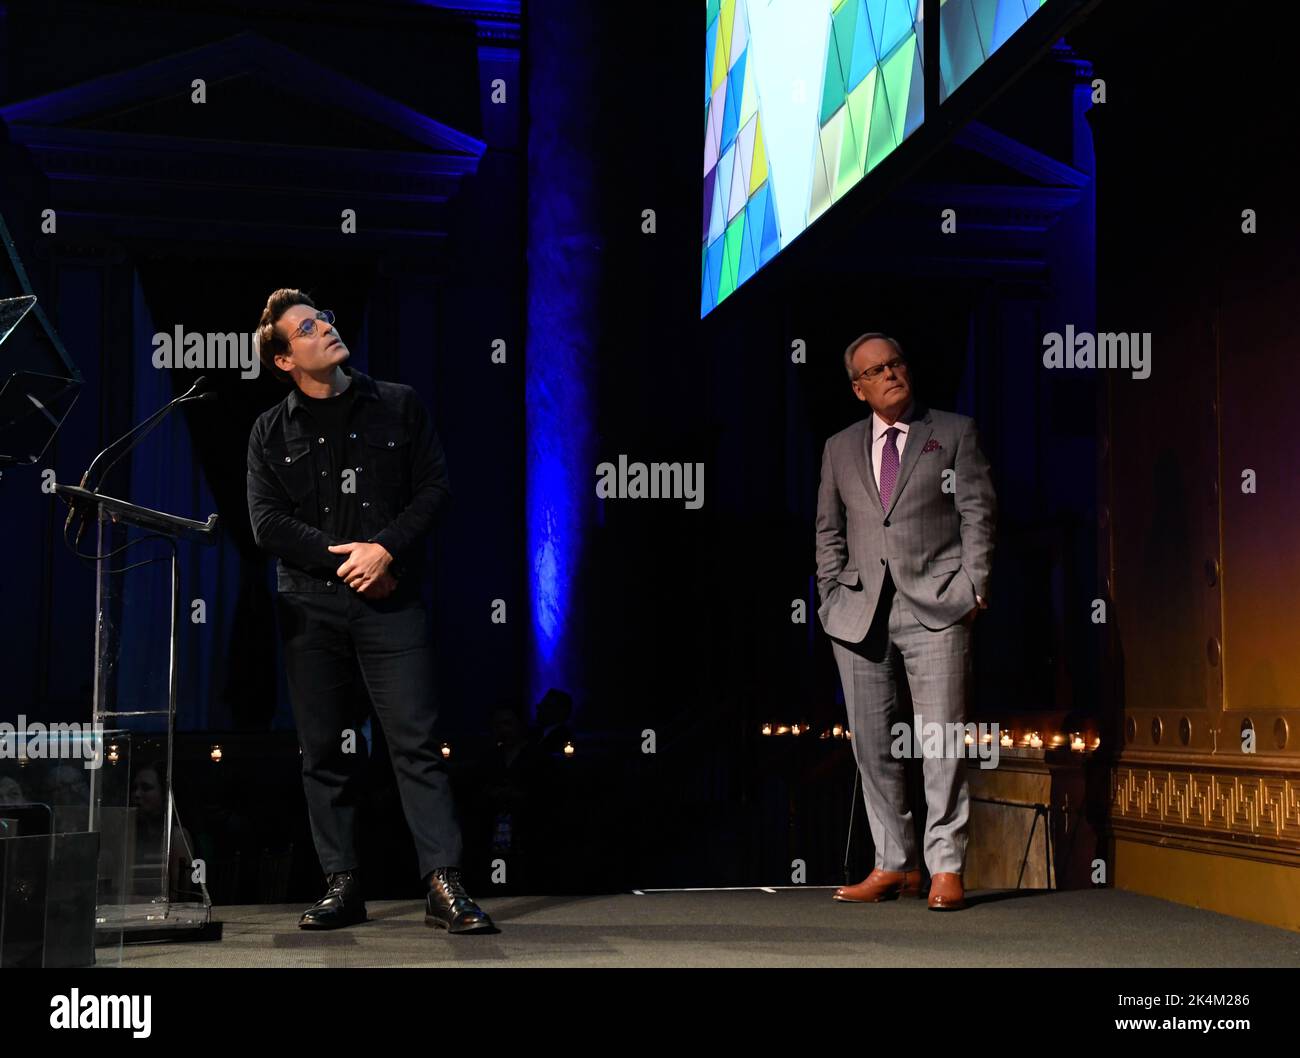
left=843, top=332, right=904, bottom=380
left=256, top=288, right=315, bottom=385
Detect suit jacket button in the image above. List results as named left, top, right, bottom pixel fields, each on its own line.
left=879, top=558, right=885, bottom=565
left=882, top=519, right=891, bottom=527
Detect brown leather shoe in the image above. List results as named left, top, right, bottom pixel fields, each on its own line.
left=833, top=868, right=923, bottom=902
left=927, top=872, right=967, bottom=910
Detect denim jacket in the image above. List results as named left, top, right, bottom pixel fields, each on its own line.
left=246, top=368, right=449, bottom=593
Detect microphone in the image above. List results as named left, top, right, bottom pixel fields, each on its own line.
left=82, top=376, right=212, bottom=494
left=64, top=378, right=214, bottom=542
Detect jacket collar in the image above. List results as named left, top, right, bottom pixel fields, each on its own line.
left=285, top=366, right=378, bottom=418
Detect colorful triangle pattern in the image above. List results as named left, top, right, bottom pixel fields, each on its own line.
left=703, top=0, right=1047, bottom=317
left=938, top=0, right=1048, bottom=101
left=702, top=0, right=779, bottom=316
left=809, top=0, right=924, bottom=223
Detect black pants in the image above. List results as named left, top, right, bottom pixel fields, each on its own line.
left=276, top=588, right=463, bottom=880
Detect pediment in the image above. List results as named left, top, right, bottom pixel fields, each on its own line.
left=1, top=32, right=484, bottom=162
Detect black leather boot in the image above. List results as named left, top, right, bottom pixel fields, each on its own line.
left=424, top=867, right=496, bottom=934
left=299, top=869, right=367, bottom=929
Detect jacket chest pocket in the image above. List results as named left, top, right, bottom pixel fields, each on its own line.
left=364, top=425, right=411, bottom=490
left=267, top=441, right=314, bottom=501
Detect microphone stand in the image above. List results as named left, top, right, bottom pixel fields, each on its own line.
left=66, top=378, right=215, bottom=544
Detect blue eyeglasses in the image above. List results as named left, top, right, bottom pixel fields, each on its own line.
left=285, top=310, right=336, bottom=342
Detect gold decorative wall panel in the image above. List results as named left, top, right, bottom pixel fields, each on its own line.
left=1112, top=760, right=1300, bottom=863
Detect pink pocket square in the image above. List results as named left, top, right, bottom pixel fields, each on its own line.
left=921, top=438, right=942, bottom=453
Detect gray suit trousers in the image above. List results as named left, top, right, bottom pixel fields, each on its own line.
left=831, top=571, right=971, bottom=876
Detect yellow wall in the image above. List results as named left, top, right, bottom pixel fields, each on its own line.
left=1116, top=839, right=1300, bottom=932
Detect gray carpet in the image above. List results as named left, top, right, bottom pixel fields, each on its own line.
left=107, top=887, right=1300, bottom=968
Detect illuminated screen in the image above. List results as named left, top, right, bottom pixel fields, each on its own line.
left=702, top=0, right=1048, bottom=316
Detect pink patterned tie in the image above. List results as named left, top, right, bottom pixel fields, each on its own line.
left=879, top=427, right=900, bottom=511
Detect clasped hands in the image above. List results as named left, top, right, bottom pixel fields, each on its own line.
left=327, top=541, right=397, bottom=599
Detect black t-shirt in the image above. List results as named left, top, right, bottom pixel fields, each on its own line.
left=298, top=383, right=360, bottom=545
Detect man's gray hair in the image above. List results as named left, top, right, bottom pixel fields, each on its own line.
left=843, top=332, right=905, bottom=380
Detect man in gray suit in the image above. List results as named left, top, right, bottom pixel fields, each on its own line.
left=815, top=333, right=996, bottom=911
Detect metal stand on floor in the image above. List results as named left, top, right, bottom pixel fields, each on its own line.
left=842, top=771, right=861, bottom=885
left=970, top=796, right=1055, bottom=889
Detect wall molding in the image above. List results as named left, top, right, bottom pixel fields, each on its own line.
left=1112, top=758, right=1300, bottom=866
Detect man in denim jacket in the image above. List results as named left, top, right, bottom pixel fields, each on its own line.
left=247, top=287, right=493, bottom=934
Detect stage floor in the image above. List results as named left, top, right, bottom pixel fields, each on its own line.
left=109, top=887, right=1300, bottom=968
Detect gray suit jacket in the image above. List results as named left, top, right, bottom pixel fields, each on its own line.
left=815, top=403, right=996, bottom=638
